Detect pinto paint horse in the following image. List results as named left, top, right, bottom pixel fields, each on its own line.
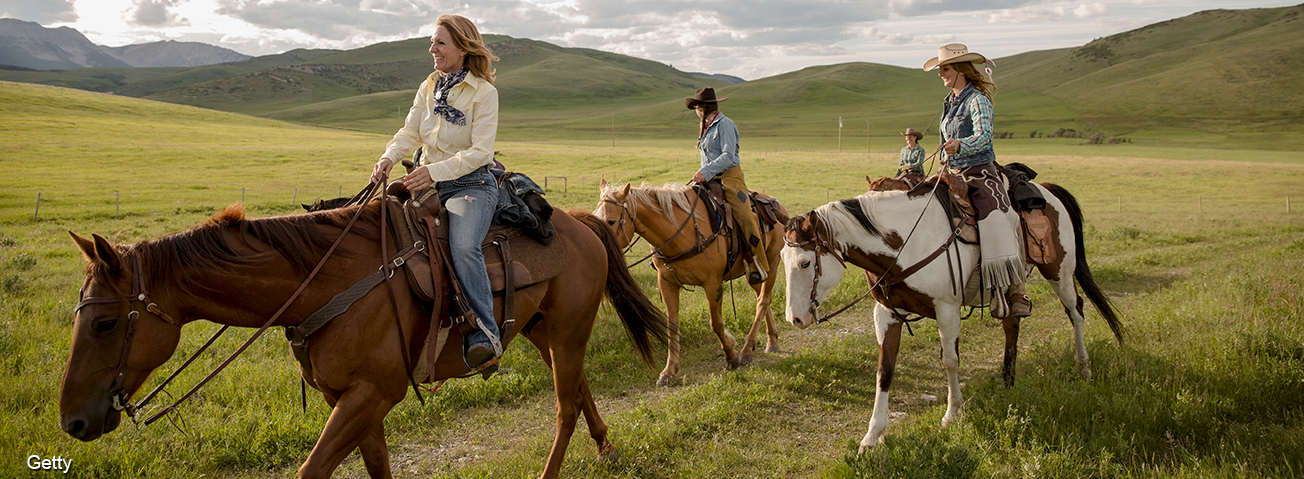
left=60, top=201, right=667, bottom=479
left=594, top=180, right=787, bottom=386
left=781, top=182, right=1122, bottom=452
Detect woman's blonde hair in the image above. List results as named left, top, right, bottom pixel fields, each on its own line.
left=951, top=61, right=995, bottom=99
left=437, top=14, right=499, bottom=84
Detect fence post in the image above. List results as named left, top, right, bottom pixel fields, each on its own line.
left=115, top=191, right=120, bottom=215
left=1198, top=195, right=1202, bottom=214
left=242, top=188, right=246, bottom=203
left=1288, top=196, right=1291, bottom=213
left=292, top=188, right=298, bottom=206
left=1118, top=196, right=1122, bottom=213
left=34, top=193, right=41, bottom=220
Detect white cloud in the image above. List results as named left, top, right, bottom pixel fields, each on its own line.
left=988, top=5, right=1068, bottom=23
left=0, top=0, right=78, bottom=23
left=1074, top=2, right=1108, bottom=18
left=131, top=0, right=188, bottom=26
left=22, top=0, right=1302, bottom=80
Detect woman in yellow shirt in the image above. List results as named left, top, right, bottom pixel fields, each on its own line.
left=370, top=14, right=503, bottom=369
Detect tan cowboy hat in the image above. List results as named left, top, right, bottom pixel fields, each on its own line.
left=923, top=43, right=987, bottom=71
left=900, top=127, right=923, bottom=140
left=685, top=87, right=727, bottom=109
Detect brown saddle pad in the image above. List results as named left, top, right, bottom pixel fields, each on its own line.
left=479, top=223, right=568, bottom=293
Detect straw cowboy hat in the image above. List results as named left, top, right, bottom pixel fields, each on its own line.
left=922, top=43, right=987, bottom=71
left=685, top=87, right=728, bottom=109
left=900, top=127, right=923, bottom=140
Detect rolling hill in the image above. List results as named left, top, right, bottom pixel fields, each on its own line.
left=995, top=4, right=1304, bottom=131
left=1, top=3, right=1301, bottom=145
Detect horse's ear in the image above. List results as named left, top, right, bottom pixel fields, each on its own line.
left=91, top=234, right=122, bottom=272
left=865, top=176, right=872, bottom=188
left=69, top=231, right=97, bottom=262
left=620, top=183, right=631, bottom=197
left=599, top=178, right=607, bottom=190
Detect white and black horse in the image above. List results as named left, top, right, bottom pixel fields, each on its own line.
left=781, top=182, right=1121, bottom=452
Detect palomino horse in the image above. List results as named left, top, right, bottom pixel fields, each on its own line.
left=60, top=201, right=667, bottom=479
left=781, top=182, right=1121, bottom=452
left=594, top=180, right=787, bottom=386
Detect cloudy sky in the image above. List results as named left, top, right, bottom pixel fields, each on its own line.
left=3, top=0, right=1297, bottom=79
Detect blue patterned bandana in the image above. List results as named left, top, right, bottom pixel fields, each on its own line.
left=432, top=67, right=468, bottom=126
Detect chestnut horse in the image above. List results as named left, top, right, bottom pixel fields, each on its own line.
left=594, top=180, right=786, bottom=386
left=60, top=201, right=666, bottom=479
left=781, top=182, right=1121, bottom=452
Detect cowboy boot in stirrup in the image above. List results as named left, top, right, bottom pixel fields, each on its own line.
left=748, top=257, right=768, bottom=285
left=1007, top=284, right=1032, bottom=319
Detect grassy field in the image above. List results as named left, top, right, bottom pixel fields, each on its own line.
left=2, top=80, right=1303, bottom=478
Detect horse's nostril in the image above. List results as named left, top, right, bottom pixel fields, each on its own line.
left=64, top=419, right=86, bottom=437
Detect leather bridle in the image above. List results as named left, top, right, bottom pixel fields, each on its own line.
left=74, top=255, right=182, bottom=416
left=783, top=213, right=847, bottom=321
left=72, top=180, right=381, bottom=425
left=599, top=191, right=712, bottom=270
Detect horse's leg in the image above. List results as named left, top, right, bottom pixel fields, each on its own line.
left=1001, top=316, right=1021, bottom=387
left=703, top=281, right=740, bottom=369
left=1040, top=261, right=1092, bottom=379
left=358, top=423, right=391, bottom=479
left=576, top=375, right=618, bottom=461
left=740, top=276, right=779, bottom=364
left=936, top=305, right=964, bottom=428
left=298, top=383, right=397, bottom=479
left=526, top=326, right=616, bottom=463
left=540, top=338, right=589, bottom=479
left=657, top=274, right=682, bottom=386
left=861, top=303, right=902, bottom=453
left=759, top=269, right=780, bottom=354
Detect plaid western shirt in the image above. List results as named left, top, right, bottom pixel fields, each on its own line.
left=940, top=84, right=994, bottom=159
left=899, top=144, right=926, bottom=174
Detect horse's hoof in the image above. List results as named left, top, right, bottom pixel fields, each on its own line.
left=858, top=442, right=874, bottom=455
left=726, top=357, right=742, bottom=370
left=739, top=354, right=754, bottom=366
left=598, top=444, right=619, bottom=464
left=1079, top=366, right=1093, bottom=381
left=656, top=375, right=677, bottom=387
left=765, top=344, right=780, bottom=354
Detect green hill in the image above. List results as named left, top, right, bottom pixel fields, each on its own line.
left=996, top=4, right=1304, bottom=131
left=2, top=4, right=1301, bottom=148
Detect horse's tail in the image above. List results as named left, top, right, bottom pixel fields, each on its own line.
left=1042, top=183, right=1125, bottom=344
left=569, top=210, right=669, bottom=367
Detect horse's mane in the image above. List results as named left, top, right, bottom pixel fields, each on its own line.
left=811, top=193, right=897, bottom=252
left=601, top=182, right=705, bottom=223
left=90, top=203, right=381, bottom=294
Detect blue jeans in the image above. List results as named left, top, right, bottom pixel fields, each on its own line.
left=436, top=168, right=499, bottom=348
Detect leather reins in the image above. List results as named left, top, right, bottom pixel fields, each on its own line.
left=75, top=180, right=381, bottom=425
left=786, top=153, right=963, bottom=325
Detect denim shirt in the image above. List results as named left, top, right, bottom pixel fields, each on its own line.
left=698, top=113, right=741, bottom=179
left=940, top=84, right=995, bottom=169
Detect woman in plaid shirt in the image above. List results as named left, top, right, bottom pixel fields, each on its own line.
left=925, top=43, right=1030, bottom=320
left=898, top=127, right=926, bottom=177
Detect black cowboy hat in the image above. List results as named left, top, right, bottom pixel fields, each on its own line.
left=685, top=87, right=728, bottom=109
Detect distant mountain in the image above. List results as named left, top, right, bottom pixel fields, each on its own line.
left=692, top=72, right=745, bottom=84
left=0, top=18, right=251, bottom=70
left=101, top=40, right=252, bottom=68
left=0, top=18, right=129, bottom=69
